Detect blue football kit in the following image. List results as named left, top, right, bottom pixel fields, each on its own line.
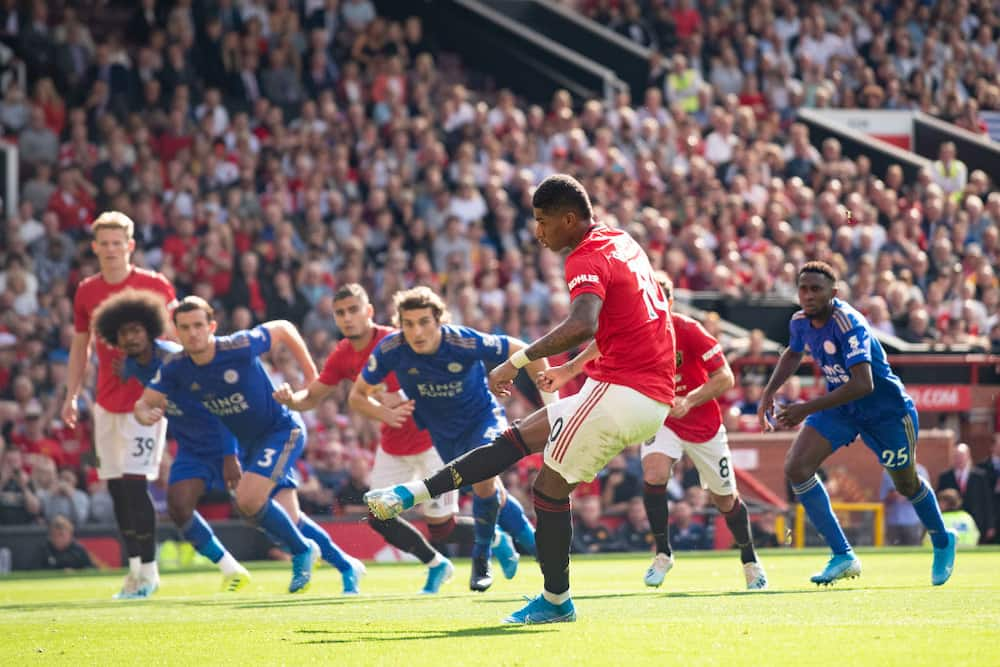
left=789, top=298, right=918, bottom=469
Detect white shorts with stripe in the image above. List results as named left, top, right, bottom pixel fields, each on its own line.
left=370, top=446, right=459, bottom=519
left=544, top=378, right=670, bottom=484
left=640, top=425, right=737, bottom=496
left=93, top=404, right=168, bottom=480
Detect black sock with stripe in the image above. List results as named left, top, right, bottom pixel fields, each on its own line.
left=424, top=427, right=530, bottom=498
left=643, top=482, right=672, bottom=556
left=533, top=490, right=572, bottom=596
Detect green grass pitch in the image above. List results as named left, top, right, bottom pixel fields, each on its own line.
left=1, top=547, right=997, bottom=666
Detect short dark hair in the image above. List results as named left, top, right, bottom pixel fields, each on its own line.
left=93, top=289, right=168, bottom=346
left=531, top=174, right=593, bottom=220
left=799, top=260, right=838, bottom=283
left=653, top=270, right=673, bottom=301
left=172, top=296, right=215, bottom=323
left=334, top=283, right=369, bottom=303
left=392, top=286, right=449, bottom=326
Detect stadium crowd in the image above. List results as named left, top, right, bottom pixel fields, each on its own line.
left=0, top=1, right=998, bottom=550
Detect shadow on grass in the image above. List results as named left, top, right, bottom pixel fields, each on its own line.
left=292, top=626, right=552, bottom=645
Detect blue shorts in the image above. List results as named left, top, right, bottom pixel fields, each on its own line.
left=432, top=411, right=508, bottom=463
left=168, top=451, right=227, bottom=491
left=805, top=403, right=919, bottom=470
left=240, top=423, right=304, bottom=491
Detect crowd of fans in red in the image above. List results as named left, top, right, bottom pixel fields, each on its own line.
left=0, top=2, right=997, bottom=554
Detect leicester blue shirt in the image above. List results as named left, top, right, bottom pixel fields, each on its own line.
left=361, top=325, right=511, bottom=443
left=149, top=326, right=301, bottom=449
left=124, top=340, right=238, bottom=458
left=789, top=298, right=912, bottom=421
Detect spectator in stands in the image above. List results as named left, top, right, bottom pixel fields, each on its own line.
left=614, top=496, right=654, bottom=553
left=937, top=443, right=994, bottom=543
left=571, top=495, right=618, bottom=554
left=0, top=448, right=40, bottom=525
left=931, top=142, right=968, bottom=199
left=18, top=105, right=58, bottom=168
left=669, top=500, right=709, bottom=551
left=982, top=435, right=1000, bottom=543
left=31, top=514, right=94, bottom=571
left=599, top=453, right=642, bottom=515
left=933, top=488, right=980, bottom=547
left=86, top=470, right=115, bottom=525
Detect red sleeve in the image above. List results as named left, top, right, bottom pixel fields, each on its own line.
left=317, top=347, right=347, bottom=386
left=688, top=319, right=726, bottom=373
left=73, top=286, right=90, bottom=333
left=564, top=252, right=609, bottom=301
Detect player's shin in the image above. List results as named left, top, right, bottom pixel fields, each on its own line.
left=498, top=494, right=536, bottom=555
left=907, top=478, right=949, bottom=549
left=108, top=479, right=142, bottom=575
left=533, top=490, right=572, bottom=604
left=424, top=428, right=530, bottom=498
left=792, top=475, right=852, bottom=555
left=471, top=491, right=501, bottom=560
left=722, top=497, right=757, bottom=564
left=250, top=500, right=310, bottom=554
left=123, top=477, right=158, bottom=578
left=181, top=512, right=226, bottom=563
left=643, top=483, right=672, bottom=556
left=370, top=515, right=437, bottom=564
left=298, top=513, right=351, bottom=571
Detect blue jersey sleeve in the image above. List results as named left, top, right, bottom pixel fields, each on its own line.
left=788, top=316, right=806, bottom=353
left=216, top=326, right=273, bottom=361
left=148, top=359, right=178, bottom=397
left=445, top=327, right=510, bottom=365
left=837, top=324, right=873, bottom=369
left=360, top=338, right=394, bottom=386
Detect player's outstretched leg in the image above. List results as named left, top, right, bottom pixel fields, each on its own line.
left=298, top=513, right=366, bottom=594
left=498, top=493, right=537, bottom=557
left=180, top=512, right=251, bottom=592
left=717, top=495, right=767, bottom=590
left=503, top=483, right=576, bottom=625
left=642, top=481, right=674, bottom=587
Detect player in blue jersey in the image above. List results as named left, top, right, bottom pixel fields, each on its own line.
left=759, top=261, right=956, bottom=586
left=134, top=297, right=365, bottom=594
left=93, top=290, right=251, bottom=593
left=350, top=286, right=550, bottom=591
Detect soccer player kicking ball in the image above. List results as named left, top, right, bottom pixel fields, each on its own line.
left=275, top=284, right=469, bottom=594
left=758, top=261, right=956, bottom=586
left=135, top=297, right=365, bottom=594
left=63, top=212, right=177, bottom=600
left=350, top=286, right=544, bottom=592
left=539, top=272, right=767, bottom=591
left=366, top=174, right=676, bottom=623
left=94, top=289, right=252, bottom=592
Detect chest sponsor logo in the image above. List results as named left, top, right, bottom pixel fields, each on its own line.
left=448, top=362, right=463, bottom=373
left=203, top=392, right=250, bottom=416
left=823, top=340, right=837, bottom=355
left=821, top=363, right=849, bottom=384
left=567, top=273, right=600, bottom=291
left=416, top=381, right=464, bottom=398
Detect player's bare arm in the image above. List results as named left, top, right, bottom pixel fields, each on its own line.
left=348, top=376, right=415, bottom=429
left=536, top=339, right=599, bottom=394
left=489, top=293, right=602, bottom=397
left=273, top=378, right=336, bottom=412
left=61, top=330, right=92, bottom=428
left=263, top=320, right=318, bottom=385
left=673, top=363, right=735, bottom=420
left=134, top=387, right=168, bottom=426
left=758, top=347, right=804, bottom=431
left=775, top=362, right=874, bottom=429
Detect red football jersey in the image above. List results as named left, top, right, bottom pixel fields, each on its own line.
left=664, top=313, right=726, bottom=442
left=73, top=267, right=177, bottom=413
left=317, top=324, right=433, bottom=456
left=565, top=225, right=676, bottom=405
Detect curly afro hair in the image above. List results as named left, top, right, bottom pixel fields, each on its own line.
left=92, top=289, right=169, bottom=347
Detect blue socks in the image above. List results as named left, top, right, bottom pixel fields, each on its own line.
left=298, top=514, right=351, bottom=572
left=792, top=474, right=852, bottom=555
left=181, top=512, right=224, bottom=563
left=253, top=500, right=309, bottom=555
left=471, top=491, right=501, bottom=559
left=908, top=479, right=950, bottom=549
left=498, top=494, right=536, bottom=555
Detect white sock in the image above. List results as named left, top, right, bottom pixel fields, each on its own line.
left=402, top=481, right=431, bottom=505
left=218, top=551, right=242, bottom=576
left=428, top=553, right=444, bottom=568
left=128, top=556, right=141, bottom=577
left=139, top=560, right=158, bottom=581
left=542, top=588, right=571, bottom=605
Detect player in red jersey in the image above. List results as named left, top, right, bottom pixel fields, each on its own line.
left=62, top=211, right=177, bottom=599
left=274, top=284, right=472, bottom=594
left=365, top=174, right=676, bottom=623
left=542, top=272, right=768, bottom=591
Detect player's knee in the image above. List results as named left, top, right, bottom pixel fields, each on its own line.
left=713, top=493, right=737, bottom=513
left=893, top=474, right=920, bottom=497
left=234, top=495, right=265, bottom=519
left=166, top=496, right=194, bottom=527
left=642, top=466, right=670, bottom=486
left=783, top=453, right=812, bottom=485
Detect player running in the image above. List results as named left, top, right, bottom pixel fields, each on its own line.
left=539, top=272, right=767, bottom=591
left=94, top=289, right=251, bottom=592
left=62, top=211, right=177, bottom=599
left=758, top=261, right=956, bottom=586
left=350, top=286, right=543, bottom=592
left=274, top=283, right=465, bottom=594
left=134, top=297, right=365, bottom=594
left=365, top=174, right=676, bottom=623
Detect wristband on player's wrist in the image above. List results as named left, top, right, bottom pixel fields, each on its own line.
left=510, top=348, right=531, bottom=369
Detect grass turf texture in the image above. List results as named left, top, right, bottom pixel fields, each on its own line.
left=1, top=547, right=996, bottom=666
